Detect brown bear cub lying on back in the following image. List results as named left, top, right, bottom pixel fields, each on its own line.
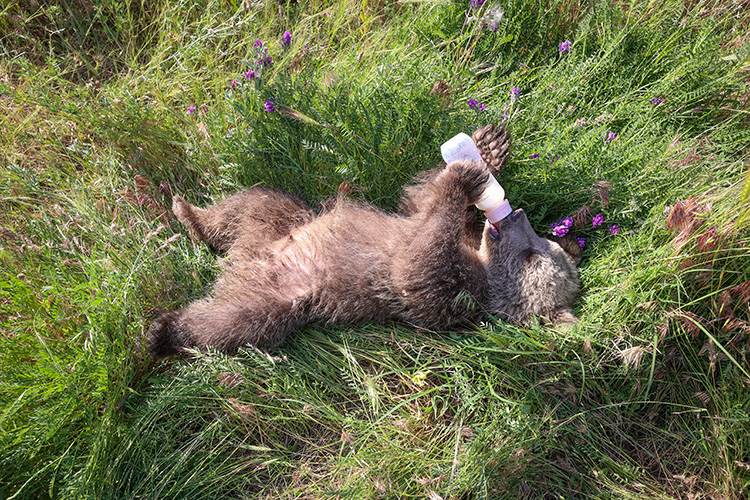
left=147, top=125, right=581, bottom=358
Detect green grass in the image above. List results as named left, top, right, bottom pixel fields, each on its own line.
left=1, top=0, right=749, bottom=498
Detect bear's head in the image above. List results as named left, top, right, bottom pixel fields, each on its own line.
left=479, top=208, right=581, bottom=327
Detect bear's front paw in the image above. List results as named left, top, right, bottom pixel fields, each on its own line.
left=444, top=160, right=492, bottom=205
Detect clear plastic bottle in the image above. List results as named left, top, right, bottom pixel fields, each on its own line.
left=440, top=133, right=512, bottom=224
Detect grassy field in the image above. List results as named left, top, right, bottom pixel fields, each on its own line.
left=1, top=0, right=750, bottom=498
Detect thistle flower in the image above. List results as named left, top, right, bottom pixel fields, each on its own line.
left=559, top=40, right=572, bottom=53
left=264, top=100, right=276, bottom=112
left=592, top=213, right=604, bottom=228
left=187, top=105, right=197, bottom=114
left=282, top=31, right=292, bottom=47
left=609, top=224, right=621, bottom=235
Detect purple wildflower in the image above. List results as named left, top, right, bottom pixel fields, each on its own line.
left=604, top=131, right=617, bottom=143
left=510, top=86, right=520, bottom=101
left=230, top=80, right=238, bottom=89
left=650, top=97, right=665, bottom=106
left=468, top=98, right=486, bottom=112
left=264, top=99, right=276, bottom=112
left=549, top=216, right=574, bottom=237
left=244, top=69, right=256, bottom=79
left=559, top=40, right=572, bottom=53
left=549, top=154, right=560, bottom=164
left=282, top=31, right=292, bottom=47
left=529, top=153, right=539, bottom=159
left=187, top=105, right=196, bottom=114
left=550, top=224, right=569, bottom=237
left=609, top=224, right=621, bottom=235
left=577, top=237, right=586, bottom=248
left=489, top=22, right=498, bottom=32
left=471, top=0, right=486, bottom=7
left=592, top=213, right=604, bottom=228
left=254, top=39, right=263, bottom=48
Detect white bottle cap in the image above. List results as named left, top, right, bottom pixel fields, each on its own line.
left=440, top=133, right=484, bottom=164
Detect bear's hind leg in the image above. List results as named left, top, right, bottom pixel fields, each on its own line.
left=147, top=294, right=305, bottom=358
left=172, top=187, right=315, bottom=253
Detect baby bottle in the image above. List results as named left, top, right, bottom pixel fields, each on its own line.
left=440, top=133, right=512, bottom=224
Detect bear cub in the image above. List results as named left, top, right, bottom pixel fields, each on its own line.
left=147, top=125, right=581, bottom=358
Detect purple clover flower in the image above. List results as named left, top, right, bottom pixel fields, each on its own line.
left=230, top=80, right=238, bottom=89
left=609, top=224, right=621, bottom=235
left=604, top=131, right=617, bottom=143
left=650, top=96, right=665, bottom=106
left=282, top=31, right=292, bottom=47
left=510, top=86, right=520, bottom=101
left=264, top=99, right=276, bottom=112
left=187, top=105, right=196, bottom=114
left=468, top=98, right=486, bottom=113
left=549, top=216, right=573, bottom=237
left=592, top=213, right=604, bottom=228
left=559, top=40, right=572, bottom=53
left=577, top=237, right=586, bottom=248
left=254, top=39, right=263, bottom=48
left=529, top=153, right=539, bottom=159
left=245, top=69, right=256, bottom=79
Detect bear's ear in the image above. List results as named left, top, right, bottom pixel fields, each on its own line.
left=548, top=233, right=583, bottom=266
left=549, top=307, right=578, bottom=329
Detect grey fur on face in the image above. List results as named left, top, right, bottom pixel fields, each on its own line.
left=146, top=125, right=580, bottom=358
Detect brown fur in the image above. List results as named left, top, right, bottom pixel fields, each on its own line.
left=147, top=132, right=580, bottom=358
